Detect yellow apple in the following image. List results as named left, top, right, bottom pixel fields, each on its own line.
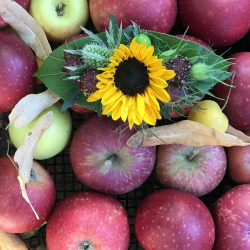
left=28, top=0, right=89, bottom=43
left=8, top=102, right=72, bottom=160
left=187, top=100, right=229, bottom=133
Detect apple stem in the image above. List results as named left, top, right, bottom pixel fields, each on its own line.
left=55, top=3, right=66, bottom=16
left=187, top=146, right=202, bottom=161
left=29, top=168, right=36, bottom=181
left=104, top=154, right=117, bottom=167
left=77, top=241, right=93, bottom=250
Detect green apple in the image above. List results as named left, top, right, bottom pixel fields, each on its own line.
left=28, top=0, right=89, bottom=43
left=9, top=102, right=73, bottom=160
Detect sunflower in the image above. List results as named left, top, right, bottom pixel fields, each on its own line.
left=87, top=37, right=176, bottom=129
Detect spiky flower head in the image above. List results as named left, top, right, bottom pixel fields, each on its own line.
left=62, top=52, right=98, bottom=97
left=81, top=43, right=114, bottom=69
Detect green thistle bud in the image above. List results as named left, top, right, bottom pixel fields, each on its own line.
left=81, top=44, right=113, bottom=68
left=190, top=63, right=210, bottom=81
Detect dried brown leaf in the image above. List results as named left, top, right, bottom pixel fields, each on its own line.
left=7, top=90, right=59, bottom=128
left=0, top=0, right=52, bottom=60
left=0, top=229, right=28, bottom=250
left=14, top=111, right=53, bottom=219
left=127, top=120, right=250, bottom=148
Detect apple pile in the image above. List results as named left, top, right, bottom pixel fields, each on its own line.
left=1, top=0, right=250, bottom=249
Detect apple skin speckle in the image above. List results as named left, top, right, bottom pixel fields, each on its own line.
left=0, top=31, right=37, bottom=113
left=178, top=0, right=250, bottom=47
left=46, top=191, right=130, bottom=250
left=89, top=0, right=177, bottom=33
left=211, top=184, right=250, bottom=250
left=134, top=189, right=215, bottom=250
left=211, top=52, right=250, bottom=131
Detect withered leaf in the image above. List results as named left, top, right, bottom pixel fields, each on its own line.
left=0, top=0, right=52, bottom=60
left=127, top=120, right=250, bottom=148
left=14, top=111, right=53, bottom=219
left=0, top=229, right=28, bottom=250
left=7, top=90, right=59, bottom=128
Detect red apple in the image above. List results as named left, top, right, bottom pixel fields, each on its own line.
left=70, top=114, right=156, bottom=194
left=134, top=189, right=215, bottom=250
left=0, top=156, right=56, bottom=233
left=0, top=0, right=30, bottom=29
left=154, top=144, right=227, bottom=197
left=89, top=0, right=177, bottom=33
left=69, top=104, right=95, bottom=115
left=178, top=0, right=250, bottom=47
left=226, top=129, right=250, bottom=183
left=211, top=184, right=250, bottom=249
left=0, top=31, right=37, bottom=113
left=211, top=52, right=250, bottom=131
left=46, top=191, right=130, bottom=250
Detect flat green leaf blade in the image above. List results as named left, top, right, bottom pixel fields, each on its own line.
left=61, top=85, right=82, bottom=111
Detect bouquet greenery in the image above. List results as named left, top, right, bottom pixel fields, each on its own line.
left=35, top=14, right=232, bottom=130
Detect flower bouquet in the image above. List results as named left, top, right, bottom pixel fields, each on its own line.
left=35, top=14, right=232, bottom=131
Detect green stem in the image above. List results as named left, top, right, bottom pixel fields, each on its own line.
left=188, top=146, right=202, bottom=161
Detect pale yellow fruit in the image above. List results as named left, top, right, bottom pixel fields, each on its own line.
left=187, top=100, right=229, bottom=133
left=36, top=57, right=44, bottom=85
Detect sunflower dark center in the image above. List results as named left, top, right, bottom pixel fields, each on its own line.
left=114, top=57, right=149, bottom=96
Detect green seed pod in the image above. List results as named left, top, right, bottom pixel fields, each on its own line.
left=81, top=44, right=113, bottom=68
left=190, top=63, right=210, bottom=81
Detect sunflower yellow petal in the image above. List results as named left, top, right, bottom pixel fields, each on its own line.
left=101, top=87, right=120, bottom=104
left=161, top=70, right=176, bottom=80
left=87, top=91, right=102, bottom=102
left=144, top=88, right=160, bottom=110
left=150, top=84, right=171, bottom=103
left=149, top=78, right=168, bottom=88
left=120, top=96, right=129, bottom=122
left=143, top=105, right=157, bottom=125
left=111, top=102, right=122, bottom=121
left=136, top=94, right=145, bottom=121
left=102, top=90, right=123, bottom=105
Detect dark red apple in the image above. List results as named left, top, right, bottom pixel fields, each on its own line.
left=0, top=0, right=30, bottom=29
left=70, top=114, right=156, bottom=194
left=134, top=189, right=215, bottom=250
left=46, top=191, right=130, bottom=250
left=226, top=129, right=250, bottom=183
left=211, top=184, right=250, bottom=249
left=0, top=156, right=56, bottom=233
left=178, top=0, right=250, bottom=47
left=155, top=144, right=227, bottom=197
left=69, top=104, right=95, bottom=115
left=211, top=52, right=250, bottom=131
left=0, top=31, right=37, bottom=113
left=89, top=0, right=177, bottom=33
